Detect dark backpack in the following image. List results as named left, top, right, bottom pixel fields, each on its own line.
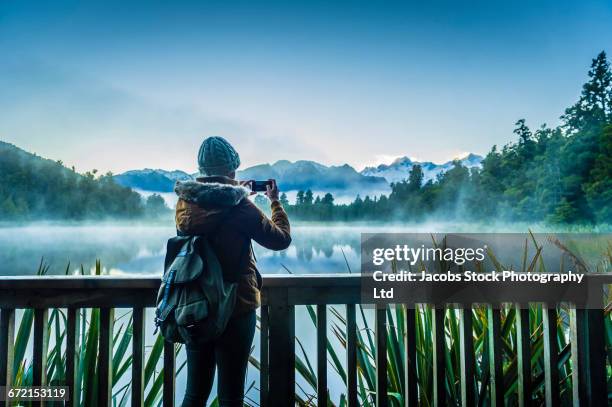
left=154, top=233, right=237, bottom=344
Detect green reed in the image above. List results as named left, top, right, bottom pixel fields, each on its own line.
left=291, top=235, right=612, bottom=406
left=9, top=260, right=185, bottom=407
left=8, top=235, right=612, bottom=406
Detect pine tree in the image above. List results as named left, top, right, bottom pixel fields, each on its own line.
left=408, top=164, right=424, bottom=191
left=513, top=119, right=536, bottom=160
left=145, top=194, right=169, bottom=217
left=304, top=189, right=314, bottom=205
left=562, top=51, right=612, bottom=133
left=279, top=192, right=289, bottom=206
left=296, top=190, right=305, bottom=206
left=321, top=193, right=334, bottom=205
left=584, top=125, right=612, bottom=223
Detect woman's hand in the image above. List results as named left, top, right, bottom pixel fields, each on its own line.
left=239, top=180, right=257, bottom=196
left=265, top=179, right=279, bottom=202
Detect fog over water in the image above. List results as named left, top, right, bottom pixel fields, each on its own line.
left=1, top=221, right=608, bottom=404
left=0, top=221, right=598, bottom=276
left=0, top=223, right=363, bottom=276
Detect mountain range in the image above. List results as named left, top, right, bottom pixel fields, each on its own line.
left=113, top=154, right=484, bottom=193
left=361, top=153, right=483, bottom=184
left=0, top=139, right=484, bottom=208
left=113, top=169, right=194, bottom=193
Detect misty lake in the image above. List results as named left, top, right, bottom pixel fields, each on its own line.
left=0, top=222, right=378, bottom=404
left=0, top=221, right=547, bottom=277
left=0, top=222, right=473, bottom=403
left=0, top=223, right=368, bottom=276
left=1, top=222, right=598, bottom=404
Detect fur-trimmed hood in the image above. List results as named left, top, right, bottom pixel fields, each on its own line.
left=174, top=179, right=249, bottom=207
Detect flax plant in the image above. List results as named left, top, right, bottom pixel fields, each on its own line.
left=290, top=236, right=612, bottom=406
left=9, top=260, right=185, bottom=407
left=8, top=235, right=612, bottom=407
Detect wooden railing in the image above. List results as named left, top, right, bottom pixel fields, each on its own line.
left=0, top=274, right=610, bottom=406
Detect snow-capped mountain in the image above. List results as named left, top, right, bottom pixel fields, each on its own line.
left=361, top=153, right=483, bottom=184
left=114, top=161, right=387, bottom=193
left=114, top=154, right=483, bottom=197
left=113, top=169, right=193, bottom=192
left=237, top=160, right=387, bottom=191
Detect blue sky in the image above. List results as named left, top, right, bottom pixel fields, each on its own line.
left=1, top=0, right=611, bottom=173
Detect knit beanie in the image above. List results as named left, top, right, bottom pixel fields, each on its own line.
left=197, top=136, right=241, bottom=176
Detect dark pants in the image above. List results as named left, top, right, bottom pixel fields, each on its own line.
left=181, top=310, right=256, bottom=407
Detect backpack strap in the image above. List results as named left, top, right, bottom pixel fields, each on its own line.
left=174, top=205, right=256, bottom=284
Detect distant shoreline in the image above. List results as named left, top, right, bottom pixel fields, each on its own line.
left=0, top=220, right=610, bottom=233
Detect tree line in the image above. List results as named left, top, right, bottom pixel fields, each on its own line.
left=278, top=51, right=612, bottom=224
left=2, top=51, right=610, bottom=224
left=0, top=146, right=169, bottom=220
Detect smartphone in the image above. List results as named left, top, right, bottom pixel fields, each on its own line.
left=250, top=180, right=273, bottom=192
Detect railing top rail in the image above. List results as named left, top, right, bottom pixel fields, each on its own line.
left=2, top=272, right=612, bottom=286
left=0, top=273, right=610, bottom=308
left=0, top=273, right=363, bottom=289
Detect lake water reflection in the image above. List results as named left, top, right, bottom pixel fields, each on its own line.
left=0, top=223, right=368, bottom=276
left=3, top=222, right=588, bottom=404
left=0, top=223, right=370, bottom=403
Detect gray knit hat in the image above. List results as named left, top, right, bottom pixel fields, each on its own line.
left=197, top=136, right=241, bottom=176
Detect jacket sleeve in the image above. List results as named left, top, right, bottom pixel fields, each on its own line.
left=175, top=199, right=196, bottom=234
left=243, top=200, right=292, bottom=250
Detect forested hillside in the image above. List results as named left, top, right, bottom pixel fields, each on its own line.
left=3, top=51, right=610, bottom=224
left=0, top=142, right=167, bottom=220
left=282, top=51, right=612, bottom=224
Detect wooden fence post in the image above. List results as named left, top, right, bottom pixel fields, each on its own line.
left=268, top=288, right=295, bottom=406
